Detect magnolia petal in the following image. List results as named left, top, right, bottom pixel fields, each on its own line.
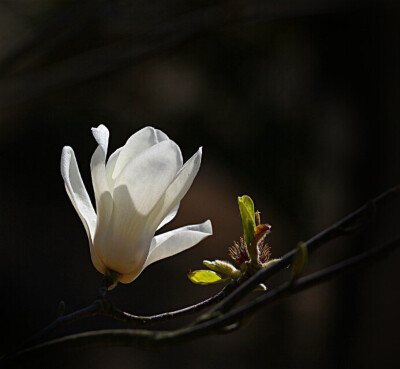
left=144, top=220, right=213, bottom=268
left=156, top=202, right=180, bottom=231
left=150, top=147, right=202, bottom=229
left=90, top=125, right=114, bottom=265
left=118, top=270, right=142, bottom=284
left=92, top=124, right=109, bottom=153
left=90, top=124, right=110, bottom=199
left=101, top=140, right=183, bottom=273
left=114, top=140, right=183, bottom=216
left=105, top=147, right=122, bottom=190
left=89, top=245, right=107, bottom=275
left=60, top=146, right=106, bottom=274
left=98, top=185, right=154, bottom=274
left=112, top=127, right=172, bottom=182
left=61, top=146, right=96, bottom=240
left=119, top=220, right=212, bottom=284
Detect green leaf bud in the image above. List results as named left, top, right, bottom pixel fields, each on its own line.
left=188, top=270, right=230, bottom=285
left=238, top=195, right=257, bottom=261
left=203, top=260, right=241, bottom=278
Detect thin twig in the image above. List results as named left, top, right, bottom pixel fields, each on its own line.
left=17, top=275, right=114, bottom=349
left=8, top=237, right=399, bottom=364
left=16, top=282, right=231, bottom=353
left=104, top=284, right=233, bottom=326
left=227, top=236, right=400, bottom=321
left=19, top=303, right=100, bottom=349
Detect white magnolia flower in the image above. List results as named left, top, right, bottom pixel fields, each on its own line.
left=61, top=125, right=212, bottom=285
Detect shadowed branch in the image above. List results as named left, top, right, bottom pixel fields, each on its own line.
left=7, top=237, right=399, bottom=365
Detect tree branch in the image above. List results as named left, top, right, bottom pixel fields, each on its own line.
left=103, top=284, right=233, bottom=326
left=16, top=282, right=231, bottom=354
left=203, top=186, right=399, bottom=316
left=19, top=302, right=100, bottom=349
left=8, top=237, right=399, bottom=365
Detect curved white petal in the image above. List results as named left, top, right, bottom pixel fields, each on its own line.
left=90, top=124, right=110, bottom=199
left=119, top=220, right=212, bottom=284
left=112, top=126, right=172, bottom=182
left=156, top=202, right=180, bottom=231
left=118, top=269, right=143, bottom=284
left=60, top=146, right=106, bottom=274
left=114, top=139, right=183, bottom=216
left=150, top=147, right=202, bottom=230
left=105, top=147, right=122, bottom=190
left=144, top=220, right=213, bottom=269
left=100, top=141, right=183, bottom=274
left=90, top=125, right=113, bottom=267
left=98, top=185, right=153, bottom=275
left=61, top=146, right=96, bottom=240
left=119, top=218, right=212, bottom=285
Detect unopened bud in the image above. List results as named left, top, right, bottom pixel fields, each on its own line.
left=203, top=260, right=241, bottom=278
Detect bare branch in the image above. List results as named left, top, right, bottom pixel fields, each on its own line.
left=16, top=282, right=231, bottom=354
left=104, top=284, right=232, bottom=326
left=20, top=302, right=100, bottom=349
left=7, top=237, right=399, bottom=365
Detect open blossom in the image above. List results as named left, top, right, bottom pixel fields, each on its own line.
left=61, top=125, right=212, bottom=284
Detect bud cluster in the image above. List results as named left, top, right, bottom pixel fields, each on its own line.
left=188, top=195, right=279, bottom=287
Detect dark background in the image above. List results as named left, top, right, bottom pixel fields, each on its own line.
left=0, top=0, right=399, bottom=368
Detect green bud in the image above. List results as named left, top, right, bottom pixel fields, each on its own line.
left=238, top=195, right=257, bottom=261
left=203, top=260, right=241, bottom=278
left=188, top=270, right=230, bottom=285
